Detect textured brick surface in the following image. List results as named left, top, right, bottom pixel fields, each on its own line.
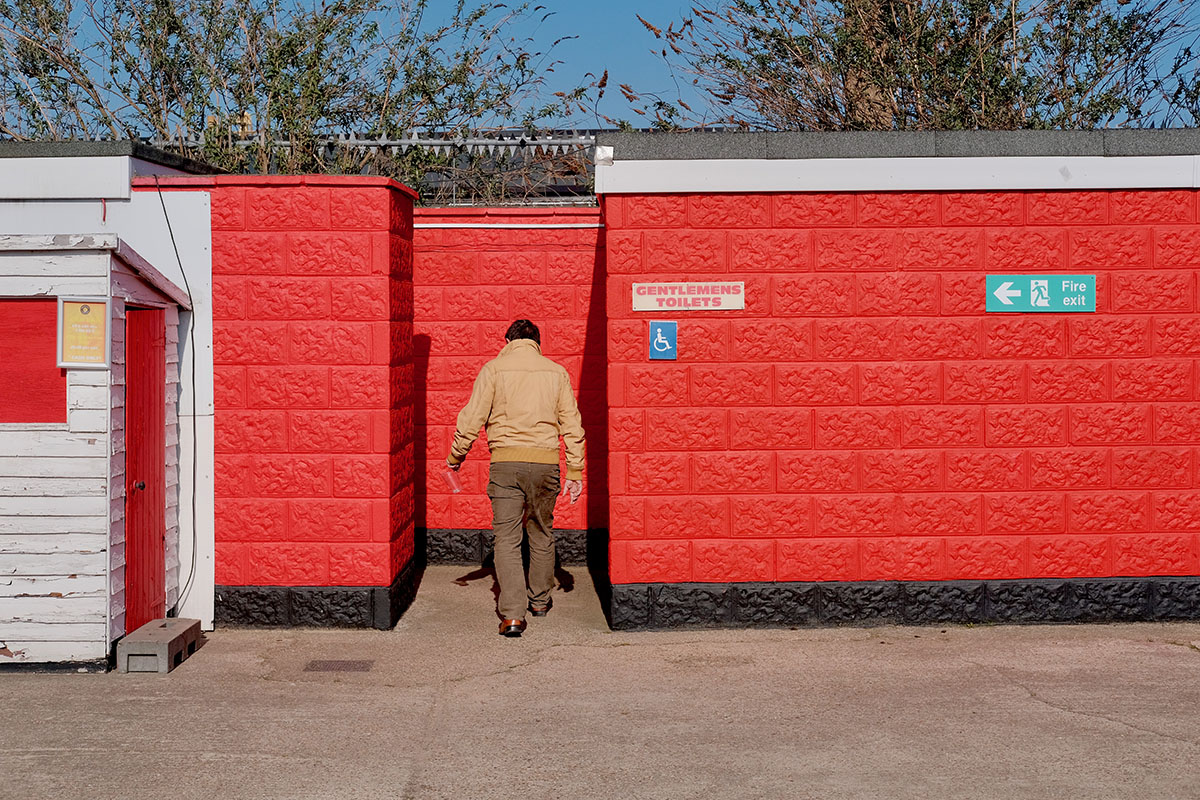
left=608, top=576, right=1200, bottom=629
left=605, top=188, right=1200, bottom=586
left=412, top=207, right=605, bottom=543
left=194, top=178, right=415, bottom=587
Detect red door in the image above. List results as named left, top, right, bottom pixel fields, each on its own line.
left=125, top=306, right=166, bottom=634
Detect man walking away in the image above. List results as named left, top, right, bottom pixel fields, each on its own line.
left=446, top=319, right=585, bottom=637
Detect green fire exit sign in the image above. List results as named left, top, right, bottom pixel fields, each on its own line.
left=985, top=274, right=1095, bottom=313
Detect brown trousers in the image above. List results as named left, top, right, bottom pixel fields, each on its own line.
left=487, top=461, right=559, bottom=620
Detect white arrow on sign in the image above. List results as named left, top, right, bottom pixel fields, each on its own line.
left=993, top=281, right=1022, bottom=305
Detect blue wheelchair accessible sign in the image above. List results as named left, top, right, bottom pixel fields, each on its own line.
left=649, top=321, right=677, bottom=360
left=985, top=274, right=1095, bottom=313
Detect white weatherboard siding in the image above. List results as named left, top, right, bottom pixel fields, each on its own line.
left=0, top=189, right=214, bottom=629
left=0, top=431, right=107, bottom=459
left=0, top=517, right=108, bottom=535
left=0, top=252, right=112, bottom=662
left=0, top=249, right=108, bottom=299
left=0, top=241, right=185, bottom=664
left=108, top=297, right=126, bottom=642
left=0, top=479, right=105, bottom=495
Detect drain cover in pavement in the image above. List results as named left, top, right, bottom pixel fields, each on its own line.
left=304, top=659, right=374, bottom=672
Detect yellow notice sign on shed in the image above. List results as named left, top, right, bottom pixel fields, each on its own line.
left=58, top=298, right=109, bottom=368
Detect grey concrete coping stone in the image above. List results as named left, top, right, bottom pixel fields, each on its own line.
left=596, top=129, right=1200, bottom=160
left=1103, top=128, right=1200, bottom=155
left=594, top=131, right=770, bottom=160
left=765, top=130, right=936, bottom=159
left=0, top=140, right=218, bottom=174
left=933, top=129, right=1104, bottom=157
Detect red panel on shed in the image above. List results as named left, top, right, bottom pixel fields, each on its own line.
left=0, top=299, right=67, bottom=423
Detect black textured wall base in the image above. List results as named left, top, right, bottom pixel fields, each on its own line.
left=610, top=577, right=1200, bottom=630
left=420, top=528, right=603, bottom=565
left=216, top=556, right=422, bottom=630
left=0, top=659, right=110, bottom=673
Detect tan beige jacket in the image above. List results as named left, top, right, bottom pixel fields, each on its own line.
left=448, top=339, right=585, bottom=479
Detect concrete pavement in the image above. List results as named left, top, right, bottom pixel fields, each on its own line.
left=4, top=564, right=1200, bottom=799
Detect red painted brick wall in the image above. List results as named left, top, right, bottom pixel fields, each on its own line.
left=413, top=207, right=606, bottom=533
left=604, top=189, right=1200, bottom=585
left=143, top=176, right=415, bottom=587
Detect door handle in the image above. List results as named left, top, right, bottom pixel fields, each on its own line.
left=133, top=481, right=146, bottom=491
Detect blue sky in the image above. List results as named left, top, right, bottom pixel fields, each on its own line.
left=432, top=0, right=1200, bottom=130
left=478, top=0, right=704, bottom=128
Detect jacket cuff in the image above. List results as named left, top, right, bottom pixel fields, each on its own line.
left=565, top=467, right=583, bottom=480
left=447, top=452, right=465, bottom=467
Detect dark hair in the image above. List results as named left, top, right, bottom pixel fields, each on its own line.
left=505, top=319, right=540, bottom=344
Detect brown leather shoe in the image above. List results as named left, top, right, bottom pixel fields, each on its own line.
left=528, top=599, right=552, bottom=617
left=499, top=619, right=526, bottom=637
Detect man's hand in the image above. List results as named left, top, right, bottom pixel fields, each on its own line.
left=562, top=479, right=582, bottom=504
left=446, top=459, right=460, bottom=472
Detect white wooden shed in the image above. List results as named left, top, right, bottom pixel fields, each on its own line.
left=1, top=234, right=190, bottom=666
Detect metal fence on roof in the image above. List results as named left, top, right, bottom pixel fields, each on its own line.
left=144, top=130, right=603, bottom=204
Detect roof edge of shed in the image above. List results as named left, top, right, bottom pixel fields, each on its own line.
left=0, top=233, right=191, bottom=310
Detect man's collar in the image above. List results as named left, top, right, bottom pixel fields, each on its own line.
left=500, top=338, right=542, bottom=355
